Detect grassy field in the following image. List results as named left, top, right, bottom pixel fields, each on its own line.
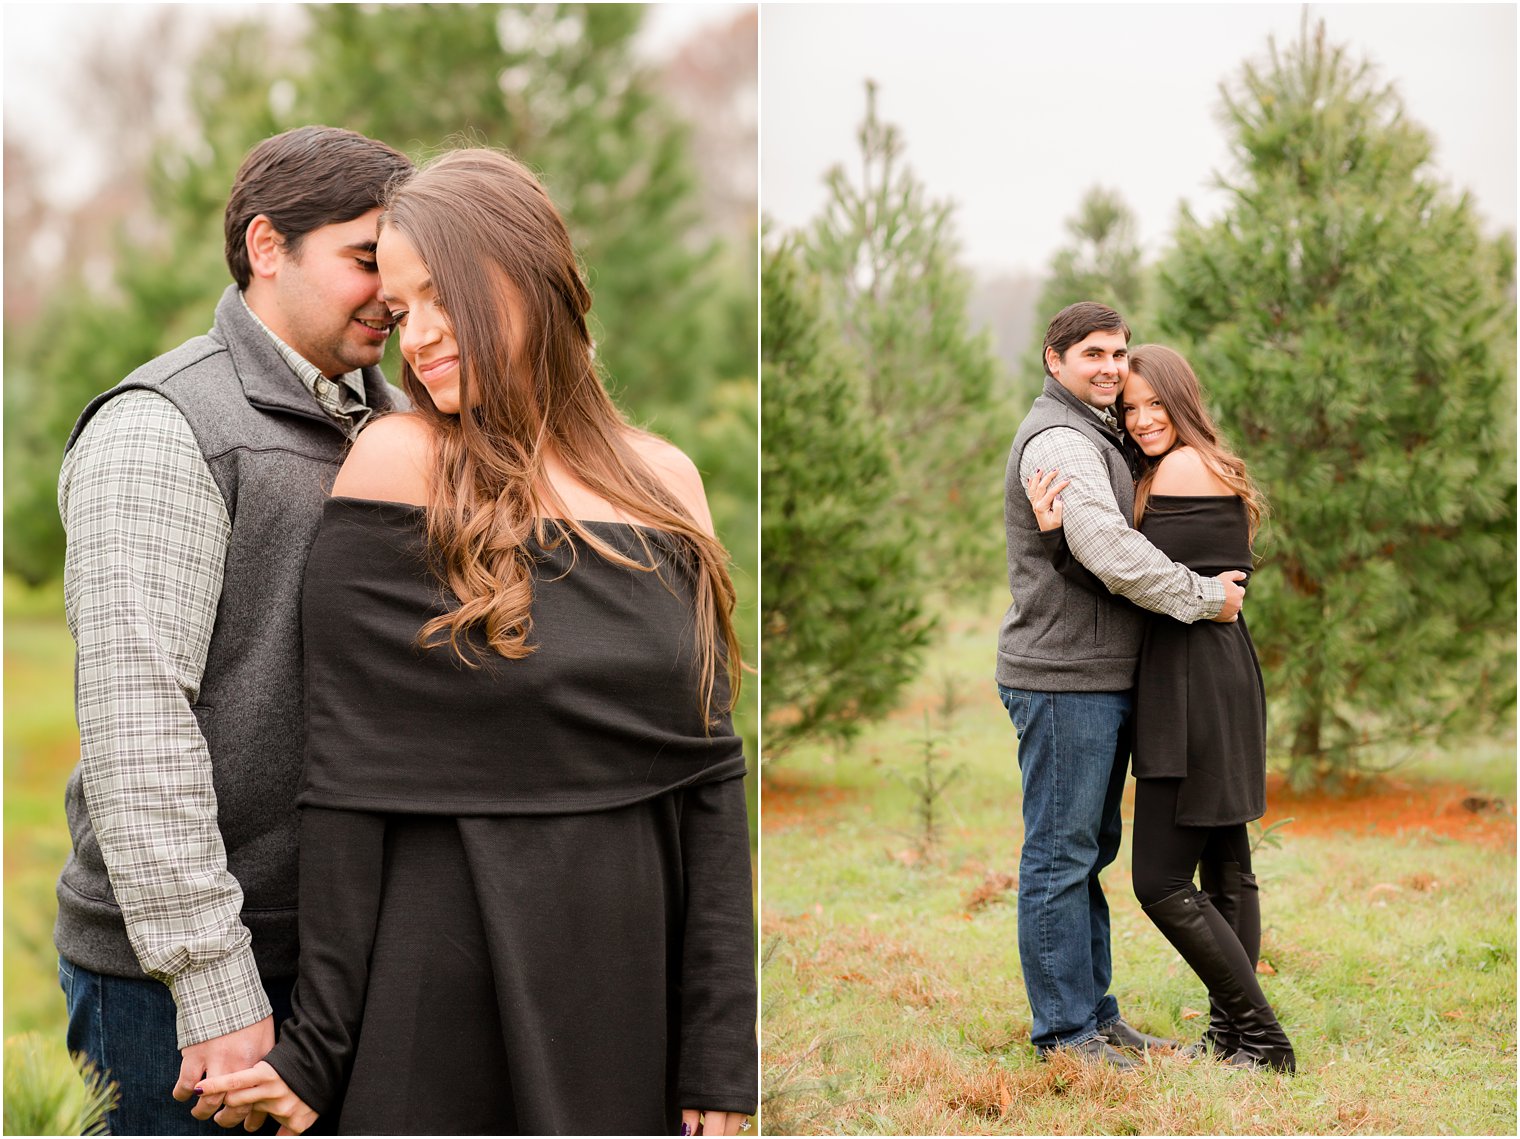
left=5, top=579, right=76, bottom=1038
left=3, top=577, right=108, bottom=1130
left=760, top=599, right=1516, bottom=1135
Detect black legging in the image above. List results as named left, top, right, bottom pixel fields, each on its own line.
left=1131, top=777, right=1253, bottom=907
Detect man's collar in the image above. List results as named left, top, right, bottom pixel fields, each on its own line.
left=239, top=292, right=366, bottom=397
left=1041, top=374, right=1120, bottom=432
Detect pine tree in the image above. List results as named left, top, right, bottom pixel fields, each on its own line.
left=1153, top=16, right=1516, bottom=784
left=803, top=82, right=1008, bottom=598
left=2, top=18, right=290, bottom=585
left=1017, top=187, right=1146, bottom=408
left=761, top=237, right=932, bottom=753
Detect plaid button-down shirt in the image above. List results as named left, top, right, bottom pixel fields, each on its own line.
left=1019, top=415, right=1225, bottom=623
left=58, top=304, right=369, bottom=1047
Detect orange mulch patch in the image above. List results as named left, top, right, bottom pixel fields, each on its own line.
left=760, top=770, right=860, bottom=834
left=1261, top=774, right=1515, bottom=851
left=763, top=766, right=1514, bottom=852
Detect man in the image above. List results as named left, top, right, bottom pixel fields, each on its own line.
left=996, top=301, right=1246, bottom=1068
left=54, top=125, right=413, bottom=1134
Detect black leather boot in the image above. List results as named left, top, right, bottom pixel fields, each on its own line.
left=1143, top=886, right=1295, bottom=1073
left=1187, top=862, right=1262, bottom=1060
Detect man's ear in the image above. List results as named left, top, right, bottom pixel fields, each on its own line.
left=245, top=215, right=286, bottom=280
left=1044, top=345, right=1061, bottom=377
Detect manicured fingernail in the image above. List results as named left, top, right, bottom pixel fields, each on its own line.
left=193, top=1086, right=204, bottom=1095
left=681, top=1126, right=691, bottom=1136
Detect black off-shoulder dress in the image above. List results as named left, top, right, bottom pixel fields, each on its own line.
left=263, top=498, right=757, bottom=1135
left=1043, top=494, right=1266, bottom=827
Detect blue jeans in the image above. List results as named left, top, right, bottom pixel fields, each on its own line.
left=998, top=686, right=1131, bottom=1050
left=59, top=957, right=294, bottom=1136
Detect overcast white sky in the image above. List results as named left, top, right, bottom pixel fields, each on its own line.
left=761, top=2, right=1517, bottom=276
left=3, top=1, right=744, bottom=207
left=7, top=2, right=1515, bottom=279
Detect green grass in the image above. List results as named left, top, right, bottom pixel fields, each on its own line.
left=760, top=599, right=1517, bottom=1135
left=5, top=580, right=79, bottom=1037
left=3, top=1032, right=115, bottom=1136
left=4, top=578, right=93, bottom=1125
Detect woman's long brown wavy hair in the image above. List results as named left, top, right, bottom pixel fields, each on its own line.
left=1127, top=345, right=1266, bottom=542
left=379, top=148, right=740, bottom=722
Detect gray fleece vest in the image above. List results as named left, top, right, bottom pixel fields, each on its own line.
left=996, top=376, right=1146, bottom=692
left=54, top=285, right=406, bottom=981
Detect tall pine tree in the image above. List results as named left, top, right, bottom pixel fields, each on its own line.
left=1018, top=186, right=1146, bottom=408
left=803, top=82, right=1008, bottom=598
left=1154, top=17, right=1516, bottom=783
left=761, top=237, right=931, bottom=753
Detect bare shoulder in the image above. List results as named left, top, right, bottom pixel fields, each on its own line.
left=332, top=413, right=436, bottom=506
left=1151, top=445, right=1234, bottom=496
left=626, top=430, right=714, bottom=535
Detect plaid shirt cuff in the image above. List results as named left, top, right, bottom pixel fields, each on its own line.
left=1197, top=575, right=1227, bottom=617
left=169, top=943, right=273, bottom=1049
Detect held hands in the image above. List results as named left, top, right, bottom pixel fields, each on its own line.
left=1026, top=468, right=1071, bottom=533
left=192, top=1061, right=318, bottom=1135
left=173, top=1015, right=275, bottom=1130
left=681, top=1108, right=749, bottom=1135
left=1210, top=571, right=1247, bottom=623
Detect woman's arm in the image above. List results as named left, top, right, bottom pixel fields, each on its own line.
left=251, top=808, right=388, bottom=1129
left=1025, top=468, right=1115, bottom=599
left=199, top=808, right=386, bottom=1133
left=1027, top=469, right=1153, bottom=616
left=675, top=775, right=758, bottom=1126
left=266, top=808, right=386, bottom=1117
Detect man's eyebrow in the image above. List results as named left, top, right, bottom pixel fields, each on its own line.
left=342, top=240, right=379, bottom=254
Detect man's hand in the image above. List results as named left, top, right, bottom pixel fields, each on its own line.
left=1210, top=570, right=1247, bottom=623
left=173, top=1015, right=275, bottom=1126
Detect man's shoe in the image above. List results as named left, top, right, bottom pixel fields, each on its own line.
left=1038, top=1036, right=1141, bottom=1070
left=1101, top=1018, right=1180, bottom=1053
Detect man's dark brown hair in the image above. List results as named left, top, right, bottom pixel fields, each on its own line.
left=1041, top=301, right=1132, bottom=374
left=224, top=126, right=413, bottom=289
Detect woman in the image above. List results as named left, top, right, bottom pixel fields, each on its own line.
left=196, top=148, right=757, bottom=1133
left=1027, top=344, right=1294, bottom=1073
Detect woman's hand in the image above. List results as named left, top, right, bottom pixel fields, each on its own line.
left=193, top=1061, right=318, bottom=1134
left=1026, top=468, right=1071, bottom=532
left=681, top=1108, right=751, bottom=1135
